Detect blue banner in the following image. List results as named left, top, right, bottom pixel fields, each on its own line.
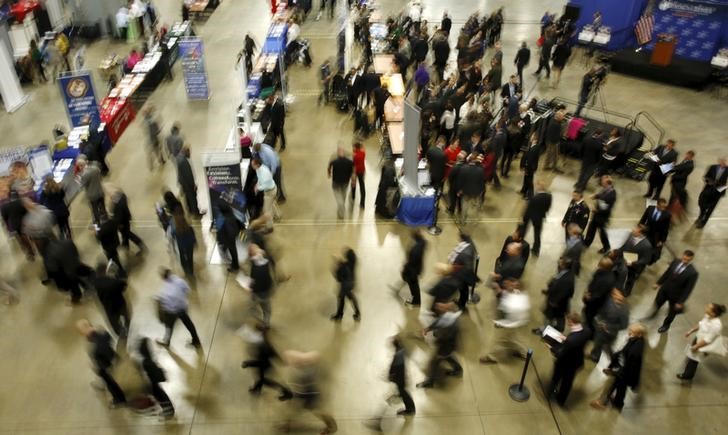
left=649, top=0, right=728, bottom=61
left=58, top=71, right=100, bottom=128
left=179, top=37, right=210, bottom=100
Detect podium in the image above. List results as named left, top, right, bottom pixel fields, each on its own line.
left=651, top=35, right=677, bottom=67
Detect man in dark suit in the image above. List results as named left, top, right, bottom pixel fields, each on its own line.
left=535, top=257, right=575, bottom=333
left=457, top=156, right=486, bottom=225
left=520, top=133, right=540, bottom=199
left=696, top=157, right=727, bottom=228
left=176, top=146, right=204, bottom=218
left=96, top=215, right=126, bottom=278
left=401, top=230, right=427, bottom=306
left=562, top=190, right=590, bottom=241
left=500, top=74, right=521, bottom=101
left=450, top=233, right=478, bottom=310
left=111, top=189, right=147, bottom=255
left=575, top=129, right=604, bottom=191
left=644, top=139, right=678, bottom=200
left=441, top=12, right=452, bottom=35
left=426, top=136, right=447, bottom=194
left=582, top=257, right=616, bottom=333
left=584, top=175, right=616, bottom=253
left=387, top=337, right=415, bottom=416
left=494, top=243, right=526, bottom=289
left=76, top=319, right=127, bottom=407
left=639, top=199, right=671, bottom=264
left=549, top=313, right=591, bottom=407
left=90, top=262, right=131, bottom=338
left=620, top=225, right=653, bottom=296
left=498, top=226, right=530, bottom=266
left=522, top=180, right=552, bottom=256
left=646, top=250, right=699, bottom=333
left=563, top=224, right=586, bottom=276
left=534, top=35, right=554, bottom=79
left=668, top=150, right=695, bottom=209
left=267, top=93, right=286, bottom=150
left=514, top=42, right=530, bottom=88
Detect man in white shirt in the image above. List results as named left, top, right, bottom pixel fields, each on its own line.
left=156, top=269, right=201, bottom=348
left=116, top=6, right=129, bottom=40
left=479, top=278, right=530, bottom=364
left=252, top=157, right=279, bottom=231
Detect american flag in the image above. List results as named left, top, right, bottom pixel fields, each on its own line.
left=635, top=14, right=655, bottom=46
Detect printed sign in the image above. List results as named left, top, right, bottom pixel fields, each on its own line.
left=179, top=37, right=210, bottom=100
left=58, top=71, right=100, bottom=127
left=205, top=163, right=246, bottom=225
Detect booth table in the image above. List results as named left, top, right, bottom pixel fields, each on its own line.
left=386, top=122, right=404, bottom=155
left=396, top=195, right=435, bottom=226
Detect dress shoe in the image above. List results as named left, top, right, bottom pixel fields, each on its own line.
left=676, top=373, right=691, bottom=381
left=657, top=325, right=669, bottom=333
left=479, top=356, right=497, bottom=364
left=405, top=299, right=421, bottom=306
left=278, top=390, right=293, bottom=401
left=445, top=369, right=463, bottom=377
left=597, top=248, right=609, bottom=254
left=642, top=193, right=651, bottom=198
left=397, top=409, right=416, bottom=416
left=416, top=380, right=434, bottom=388
left=329, top=315, right=342, bottom=321
left=353, top=313, right=361, bottom=321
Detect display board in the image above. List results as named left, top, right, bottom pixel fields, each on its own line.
left=58, top=70, right=100, bottom=127
left=179, top=37, right=210, bottom=100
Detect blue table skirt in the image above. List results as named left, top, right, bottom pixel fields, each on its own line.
left=396, top=195, right=435, bottom=227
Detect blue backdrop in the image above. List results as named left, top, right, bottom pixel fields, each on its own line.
left=569, top=0, right=647, bottom=50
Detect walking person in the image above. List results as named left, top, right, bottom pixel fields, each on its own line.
left=645, top=250, right=699, bottom=333
left=514, top=41, right=530, bottom=88
left=522, top=180, right=552, bottom=256
left=330, top=247, right=360, bottom=321
left=77, top=157, right=107, bottom=225
left=533, top=34, right=554, bottom=79
left=400, top=229, right=427, bottom=306
left=40, top=176, right=71, bottom=239
left=328, top=147, right=354, bottom=220
left=253, top=142, right=286, bottom=202
left=165, top=123, right=184, bottom=159
left=76, top=319, right=127, bottom=408
left=620, top=225, right=653, bottom=296
left=582, top=257, right=616, bottom=333
left=417, top=302, right=463, bottom=389
left=155, top=268, right=202, bottom=349
left=143, top=107, right=164, bottom=168
left=267, top=93, right=287, bottom=151
left=449, top=232, right=479, bottom=310
left=644, top=139, right=678, bottom=200
left=176, top=146, right=205, bottom=218
left=589, top=289, right=630, bottom=363
left=243, top=244, right=274, bottom=326
left=350, top=142, right=366, bottom=209
left=170, top=207, right=196, bottom=277
left=520, top=132, right=540, bottom=199
left=590, top=323, right=646, bottom=411
left=639, top=198, right=671, bottom=264
left=534, top=257, right=575, bottom=334
left=561, top=190, right=590, bottom=241
left=241, top=322, right=292, bottom=399
left=575, top=129, right=604, bottom=191
left=90, top=262, right=131, bottom=338
left=251, top=157, right=280, bottom=231
left=137, top=337, right=175, bottom=417
left=696, top=157, right=727, bottom=228
left=96, top=215, right=127, bottom=277
left=548, top=313, right=591, bottom=407
left=544, top=110, right=565, bottom=172
left=111, top=189, right=147, bottom=256
left=479, top=280, right=530, bottom=364
left=584, top=175, right=616, bottom=254
left=550, top=38, right=571, bottom=88
left=677, top=303, right=727, bottom=382
left=217, top=204, right=242, bottom=272
left=668, top=150, right=695, bottom=221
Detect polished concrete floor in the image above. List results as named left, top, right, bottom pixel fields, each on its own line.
left=0, top=1, right=727, bottom=434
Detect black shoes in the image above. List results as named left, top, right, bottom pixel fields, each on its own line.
left=353, top=313, right=361, bottom=321
left=446, top=369, right=463, bottom=377
left=657, top=325, right=670, bottom=333
left=416, top=380, right=434, bottom=389
left=597, top=248, right=609, bottom=254
left=330, top=315, right=342, bottom=321
left=405, top=299, right=421, bottom=306
left=396, top=409, right=416, bottom=416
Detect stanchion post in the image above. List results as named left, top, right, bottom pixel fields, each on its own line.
left=508, top=348, right=533, bottom=402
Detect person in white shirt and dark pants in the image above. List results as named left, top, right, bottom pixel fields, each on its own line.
left=156, top=269, right=201, bottom=348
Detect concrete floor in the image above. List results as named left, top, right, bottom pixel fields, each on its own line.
left=0, top=0, right=727, bottom=434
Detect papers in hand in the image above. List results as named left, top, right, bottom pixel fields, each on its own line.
left=718, top=185, right=728, bottom=193
left=647, top=153, right=660, bottom=163
left=236, top=275, right=253, bottom=290
left=542, top=325, right=565, bottom=348
left=660, top=163, right=674, bottom=174
left=623, top=252, right=639, bottom=264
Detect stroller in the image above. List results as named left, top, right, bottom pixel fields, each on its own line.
left=285, top=39, right=312, bottom=67
left=330, top=72, right=348, bottom=112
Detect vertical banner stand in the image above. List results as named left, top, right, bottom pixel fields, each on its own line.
left=0, top=40, right=28, bottom=112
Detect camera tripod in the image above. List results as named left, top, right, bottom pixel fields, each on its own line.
left=587, top=83, right=609, bottom=123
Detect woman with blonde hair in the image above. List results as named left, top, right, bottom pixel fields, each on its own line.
left=590, top=323, right=646, bottom=411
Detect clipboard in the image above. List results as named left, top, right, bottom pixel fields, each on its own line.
left=542, top=325, right=566, bottom=348
left=660, top=163, right=674, bottom=174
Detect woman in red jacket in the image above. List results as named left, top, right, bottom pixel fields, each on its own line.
left=351, top=142, right=366, bottom=209
left=444, top=139, right=462, bottom=179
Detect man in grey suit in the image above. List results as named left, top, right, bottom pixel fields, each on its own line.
left=620, top=225, right=653, bottom=296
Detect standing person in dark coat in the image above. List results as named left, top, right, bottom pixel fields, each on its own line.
left=431, top=30, right=450, bottom=80
left=2, top=190, right=34, bottom=259
left=498, top=226, right=530, bottom=266
left=644, top=139, right=678, bottom=200
left=441, top=11, right=452, bottom=35
left=513, top=41, right=530, bottom=89
left=591, top=323, right=646, bottom=411
left=645, top=250, right=699, bottom=333
left=447, top=152, right=466, bottom=215
left=330, top=248, right=360, bottom=321
left=77, top=158, right=107, bottom=226
left=639, top=199, right=671, bottom=264
left=696, top=157, right=728, bottom=228
left=550, top=38, right=571, bottom=87
left=267, top=93, right=287, bottom=151
left=535, top=257, right=575, bottom=333
left=111, top=189, right=147, bottom=256
left=448, top=232, right=478, bottom=310
left=589, top=289, right=630, bottom=363
left=534, top=35, right=554, bottom=79
left=45, top=238, right=90, bottom=304
left=241, top=322, right=292, bottom=399
left=575, top=129, right=604, bottom=191
left=668, top=150, right=695, bottom=218
left=520, top=132, right=540, bottom=199
left=90, top=262, right=131, bottom=338
left=217, top=204, right=242, bottom=272
left=608, top=249, right=628, bottom=292
left=400, top=230, right=427, bottom=306
left=548, top=313, right=590, bottom=407
left=426, top=136, right=447, bottom=193
left=387, top=336, right=415, bottom=415
left=328, top=147, right=354, bottom=219
left=620, top=225, right=653, bottom=296
left=96, top=215, right=126, bottom=277
left=544, top=110, right=565, bottom=172
left=563, top=224, right=586, bottom=277
left=76, top=319, right=127, bottom=407
left=584, top=175, right=616, bottom=253
left=40, top=177, right=71, bottom=239
left=176, top=146, right=205, bottom=218
left=522, top=180, right=552, bottom=256
left=457, top=155, right=486, bottom=225
left=417, top=302, right=463, bottom=389
left=170, top=211, right=197, bottom=278
left=583, top=257, right=616, bottom=332
left=138, top=337, right=175, bottom=417
left=562, top=190, right=590, bottom=241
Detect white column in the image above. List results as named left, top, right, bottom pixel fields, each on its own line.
left=45, top=0, right=67, bottom=31
left=0, top=40, right=28, bottom=113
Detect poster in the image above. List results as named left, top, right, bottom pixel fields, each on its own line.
left=179, top=37, right=210, bottom=100
left=58, top=70, right=100, bottom=127
left=205, top=163, right=246, bottom=225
